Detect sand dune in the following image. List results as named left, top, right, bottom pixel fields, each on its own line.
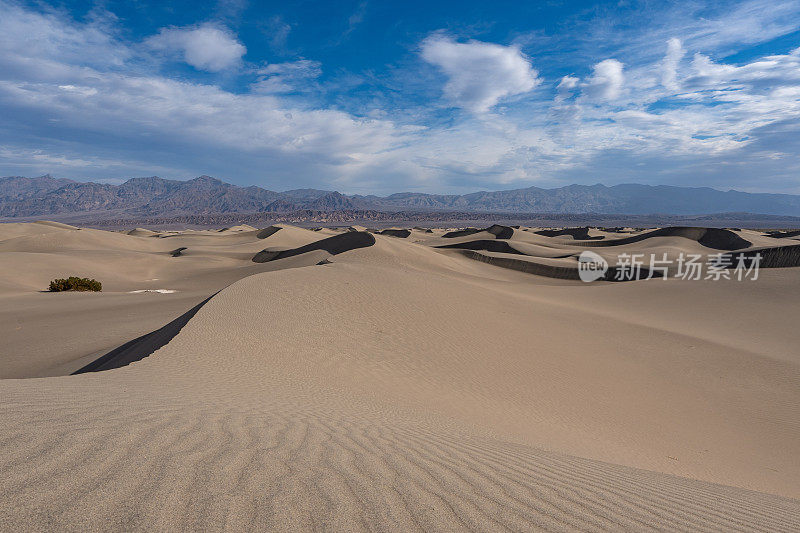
left=72, top=293, right=216, bottom=373
left=535, top=226, right=603, bottom=240
left=442, top=227, right=482, bottom=238
left=484, top=224, right=515, bottom=239
left=377, top=228, right=411, bottom=238
left=765, top=229, right=800, bottom=239
left=574, top=226, right=752, bottom=250
left=256, top=226, right=282, bottom=239
left=1, top=222, right=799, bottom=530
left=0, top=222, right=336, bottom=377
left=436, top=238, right=528, bottom=255
left=127, top=227, right=158, bottom=237
left=426, top=225, right=799, bottom=281
left=721, top=243, right=800, bottom=268
left=252, top=231, right=375, bottom=263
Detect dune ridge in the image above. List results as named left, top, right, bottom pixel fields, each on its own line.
left=535, top=226, right=603, bottom=240
left=766, top=229, right=800, bottom=239
left=377, top=228, right=411, bottom=238
left=573, top=226, right=751, bottom=250
left=722, top=243, right=800, bottom=268
left=252, top=231, right=375, bottom=263
left=442, top=227, right=482, bottom=238
left=72, top=294, right=216, bottom=374
left=256, top=226, right=282, bottom=239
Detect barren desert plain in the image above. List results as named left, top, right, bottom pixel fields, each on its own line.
left=1, top=220, right=799, bottom=531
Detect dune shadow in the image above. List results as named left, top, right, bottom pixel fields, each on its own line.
left=72, top=293, right=217, bottom=374
left=535, top=227, right=603, bottom=240
left=379, top=229, right=411, bottom=238
left=435, top=239, right=526, bottom=255
left=575, top=227, right=751, bottom=250
left=765, top=229, right=800, bottom=239
left=252, top=231, right=376, bottom=263
left=721, top=243, right=800, bottom=268
left=257, top=226, right=282, bottom=239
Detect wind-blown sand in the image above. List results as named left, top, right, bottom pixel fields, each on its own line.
left=1, top=222, right=799, bottom=530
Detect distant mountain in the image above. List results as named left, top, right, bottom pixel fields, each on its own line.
left=0, top=175, right=283, bottom=217
left=304, top=191, right=359, bottom=211
left=0, top=175, right=76, bottom=203
left=281, top=188, right=334, bottom=201
left=362, top=184, right=800, bottom=215
left=3, top=175, right=800, bottom=218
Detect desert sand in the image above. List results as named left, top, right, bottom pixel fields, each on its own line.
left=1, top=221, right=799, bottom=531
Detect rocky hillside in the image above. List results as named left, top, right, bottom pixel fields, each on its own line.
left=3, top=175, right=800, bottom=218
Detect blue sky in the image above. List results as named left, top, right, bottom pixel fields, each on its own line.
left=1, top=0, right=799, bottom=194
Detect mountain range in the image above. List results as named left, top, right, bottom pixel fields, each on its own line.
left=3, top=174, right=800, bottom=218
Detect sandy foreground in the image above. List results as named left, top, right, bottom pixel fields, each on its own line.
left=1, top=221, right=799, bottom=531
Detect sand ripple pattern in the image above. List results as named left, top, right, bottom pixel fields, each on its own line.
left=1, top=400, right=798, bottom=532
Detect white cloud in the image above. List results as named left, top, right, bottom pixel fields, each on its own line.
left=563, top=0, right=800, bottom=68
left=0, top=1, right=413, bottom=189
left=685, top=0, right=800, bottom=51
left=344, top=2, right=368, bottom=38
left=264, top=16, right=292, bottom=53
left=251, top=60, right=322, bottom=93
left=661, top=38, right=685, bottom=89
left=146, top=24, right=246, bottom=72
left=1, top=0, right=800, bottom=193
left=687, top=51, right=800, bottom=89
left=555, top=75, right=579, bottom=102
left=582, top=59, right=625, bottom=100
left=420, top=35, right=540, bottom=113
left=0, top=1, right=127, bottom=75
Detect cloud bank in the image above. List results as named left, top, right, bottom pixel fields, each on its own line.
left=0, top=0, right=799, bottom=194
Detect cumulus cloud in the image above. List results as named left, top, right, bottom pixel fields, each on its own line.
left=146, top=24, right=246, bottom=72
left=582, top=59, right=625, bottom=100
left=661, top=38, right=685, bottom=89
left=420, top=35, right=540, bottom=113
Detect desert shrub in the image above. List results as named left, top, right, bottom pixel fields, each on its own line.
left=48, top=276, right=102, bottom=292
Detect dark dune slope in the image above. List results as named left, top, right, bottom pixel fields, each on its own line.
left=72, top=294, right=216, bottom=374
left=436, top=239, right=527, bottom=255
left=721, top=243, right=800, bottom=268
left=765, top=229, right=800, bottom=239
left=257, top=226, right=282, bottom=239
left=379, top=229, right=411, bottom=238
left=252, top=231, right=376, bottom=263
left=460, top=250, right=580, bottom=279
left=485, top=224, right=515, bottom=239
left=535, top=227, right=602, bottom=240
left=442, top=228, right=481, bottom=238
left=577, top=227, right=751, bottom=251
left=460, top=250, right=665, bottom=282
left=442, top=225, right=514, bottom=239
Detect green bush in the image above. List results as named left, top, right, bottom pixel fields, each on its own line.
left=48, top=276, right=102, bottom=292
